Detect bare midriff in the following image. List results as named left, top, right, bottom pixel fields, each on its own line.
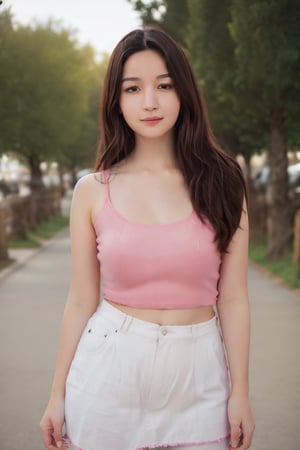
left=105, top=299, right=215, bottom=326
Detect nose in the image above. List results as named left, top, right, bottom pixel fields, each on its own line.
left=143, top=88, right=158, bottom=111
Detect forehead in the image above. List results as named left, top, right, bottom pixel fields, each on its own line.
left=122, top=49, right=168, bottom=78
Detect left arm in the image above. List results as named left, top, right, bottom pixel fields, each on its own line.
left=217, top=198, right=255, bottom=449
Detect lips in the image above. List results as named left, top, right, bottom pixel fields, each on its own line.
left=141, top=116, right=163, bottom=122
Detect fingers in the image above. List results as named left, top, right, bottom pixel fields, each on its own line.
left=40, top=420, right=66, bottom=449
left=50, top=419, right=66, bottom=449
left=229, top=423, right=241, bottom=449
left=241, top=422, right=255, bottom=449
left=40, top=420, right=54, bottom=449
left=229, top=423, right=255, bottom=449
left=52, top=426, right=63, bottom=448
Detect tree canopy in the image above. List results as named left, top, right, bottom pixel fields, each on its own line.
left=0, top=8, right=105, bottom=186
left=128, top=0, right=189, bottom=46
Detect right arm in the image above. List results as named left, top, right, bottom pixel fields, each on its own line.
left=40, top=175, right=103, bottom=449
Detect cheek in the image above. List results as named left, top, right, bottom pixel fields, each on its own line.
left=121, top=108, right=134, bottom=125
left=169, top=96, right=181, bottom=120
left=119, top=97, right=136, bottom=118
left=167, top=92, right=180, bottom=111
left=119, top=104, right=136, bottom=128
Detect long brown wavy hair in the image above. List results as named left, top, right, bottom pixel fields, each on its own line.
left=94, top=27, right=247, bottom=253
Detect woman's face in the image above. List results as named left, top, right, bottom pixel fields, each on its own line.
left=119, top=49, right=180, bottom=141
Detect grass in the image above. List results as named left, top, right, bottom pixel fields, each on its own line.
left=8, top=236, right=41, bottom=248
left=8, top=215, right=69, bottom=249
left=249, top=241, right=300, bottom=290
left=32, top=215, right=69, bottom=239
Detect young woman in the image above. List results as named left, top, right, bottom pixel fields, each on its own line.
left=40, top=27, right=254, bottom=450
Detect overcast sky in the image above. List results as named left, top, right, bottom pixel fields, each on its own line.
left=5, top=0, right=141, bottom=55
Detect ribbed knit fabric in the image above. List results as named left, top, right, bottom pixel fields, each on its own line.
left=94, top=170, right=221, bottom=309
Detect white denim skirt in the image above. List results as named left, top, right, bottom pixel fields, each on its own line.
left=64, top=300, right=230, bottom=450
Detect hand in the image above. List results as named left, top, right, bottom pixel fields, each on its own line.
left=227, top=392, right=255, bottom=449
left=40, top=397, right=68, bottom=449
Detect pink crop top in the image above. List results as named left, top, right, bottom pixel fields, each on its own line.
left=94, top=170, right=221, bottom=309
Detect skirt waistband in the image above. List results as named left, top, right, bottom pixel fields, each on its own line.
left=96, top=299, right=219, bottom=339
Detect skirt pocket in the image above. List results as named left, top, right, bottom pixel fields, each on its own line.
left=76, top=312, right=116, bottom=353
left=66, top=313, right=118, bottom=395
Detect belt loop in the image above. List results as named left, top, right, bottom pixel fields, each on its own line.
left=191, top=325, right=196, bottom=338
left=119, top=315, right=127, bottom=333
left=119, top=314, right=133, bottom=333
left=124, top=316, right=133, bottom=332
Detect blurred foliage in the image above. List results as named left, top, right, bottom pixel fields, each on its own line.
left=186, top=0, right=265, bottom=162
left=230, top=0, right=300, bottom=150
left=61, top=54, right=109, bottom=174
left=0, top=7, right=107, bottom=186
left=128, top=0, right=189, bottom=47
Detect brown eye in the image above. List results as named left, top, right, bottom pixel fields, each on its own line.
left=125, top=86, right=140, bottom=93
left=158, top=83, right=173, bottom=90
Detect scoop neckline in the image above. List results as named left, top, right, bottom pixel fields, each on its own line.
left=105, top=197, right=196, bottom=228
left=100, top=168, right=197, bottom=227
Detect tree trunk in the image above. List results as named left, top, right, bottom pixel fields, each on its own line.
left=28, top=154, right=43, bottom=190
left=27, top=154, right=45, bottom=225
left=266, top=107, right=293, bottom=260
left=0, top=204, right=9, bottom=261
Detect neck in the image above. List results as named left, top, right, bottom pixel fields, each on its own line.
left=129, top=134, right=178, bottom=171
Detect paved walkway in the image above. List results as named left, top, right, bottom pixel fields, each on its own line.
left=0, top=231, right=299, bottom=450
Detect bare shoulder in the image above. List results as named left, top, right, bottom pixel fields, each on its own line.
left=71, top=172, right=106, bottom=225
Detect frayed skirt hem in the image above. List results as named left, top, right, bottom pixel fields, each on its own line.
left=64, top=433, right=230, bottom=450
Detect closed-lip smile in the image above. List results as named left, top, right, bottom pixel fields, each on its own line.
left=141, top=116, right=163, bottom=121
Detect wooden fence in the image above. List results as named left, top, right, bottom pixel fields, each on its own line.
left=0, top=187, right=62, bottom=260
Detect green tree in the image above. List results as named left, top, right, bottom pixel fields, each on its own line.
left=187, top=0, right=266, bottom=166
left=128, top=0, right=164, bottom=25
left=60, top=54, right=109, bottom=177
left=230, top=0, right=300, bottom=259
left=0, top=7, right=14, bottom=153
left=0, top=18, right=93, bottom=188
left=159, top=0, right=189, bottom=46
left=128, top=0, right=189, bottom=47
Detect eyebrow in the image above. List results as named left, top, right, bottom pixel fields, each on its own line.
left=121, top=73, right=171, bottom=83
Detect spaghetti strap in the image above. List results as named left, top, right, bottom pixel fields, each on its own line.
left=100, top=168, right=111, bottom=201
